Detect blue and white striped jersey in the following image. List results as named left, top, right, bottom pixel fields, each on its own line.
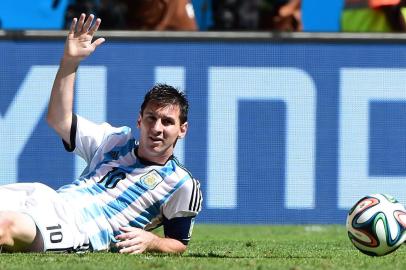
left=57, top=114, right=202, bottom=251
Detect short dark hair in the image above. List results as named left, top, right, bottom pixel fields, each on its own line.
left=140, top=84, right=189, bottom=124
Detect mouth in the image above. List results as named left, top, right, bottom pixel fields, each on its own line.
left=149, top=136, right=164, bottom=143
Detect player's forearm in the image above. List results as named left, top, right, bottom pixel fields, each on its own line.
left=147, top=235, right=187, bottom=253
left=47, top=58, right=79, bottom=143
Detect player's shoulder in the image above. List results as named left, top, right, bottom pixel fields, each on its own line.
left=107, top=124, right=132, bottom=136
left=171, top=163, right=202, bottom=212
left=178, top=176, right=201, bottom=194
left=165, top=175, right=202, bottom=215
left=184, top=177, right=202, bottom=213
left=76, top=114, right=132, bottom=137
left=94, top=121, right=135, bottom=151
left=102, top=124, right=134, bottom=145
left=171, top=156, right=194, bottom=178
left=170, top=157, right=202, bottom=195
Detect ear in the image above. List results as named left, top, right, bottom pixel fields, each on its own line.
left=137, top=114, right=142, bottom=128
left=178, top=122, right=188, bottom=139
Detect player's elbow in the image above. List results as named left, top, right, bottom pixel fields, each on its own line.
left=161, top=239, right=188, bottom=254
left=168, top=245, right=187, bottom=254
left=47, top=112, right=71, bottom=133
left=46, top=109, right=60, bottom=129
left=46, top=114, right=62, bottom=135
left=177, top=243, right=187, bottom=254
left=46, top=112, right=55, bottom=129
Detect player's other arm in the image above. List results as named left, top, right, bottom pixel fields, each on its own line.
left=115, top=215, right=197, bottom=254
left=115, top=227, right=187, bottom=254
left=47, top=14, right=104, bottom=145
left=116, top=178, right=202, bottom=254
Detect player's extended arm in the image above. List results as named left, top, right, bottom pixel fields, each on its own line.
left=47, top=14, right=105, bottom=145
left=115, top=227, right=187, bottom=254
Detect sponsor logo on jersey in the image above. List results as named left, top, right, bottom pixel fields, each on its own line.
left=140, top=170, right=163, bottom=190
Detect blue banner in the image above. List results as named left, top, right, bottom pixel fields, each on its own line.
left=1, top=39, right=406, bottom=224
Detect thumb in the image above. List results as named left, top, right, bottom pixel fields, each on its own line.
left=92, top=37, right=106, bottom=49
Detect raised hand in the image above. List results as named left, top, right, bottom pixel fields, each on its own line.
left=64, top=13, right=105, bottom=62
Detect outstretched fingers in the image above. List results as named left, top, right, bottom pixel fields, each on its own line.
left=76, top=13, right=86, bottom=33
left=88, top=17, right=102, bottom=36
left=82, top=14, right=95, bottom=33
left=69, top=17, right=77, bottom=35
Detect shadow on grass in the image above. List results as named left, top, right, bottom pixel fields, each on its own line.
left=185, top=252, right=331, bottom=259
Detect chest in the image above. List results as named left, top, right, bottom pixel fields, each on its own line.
left=88, top=159, right=181, bottom=204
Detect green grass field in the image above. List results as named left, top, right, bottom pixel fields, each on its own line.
left=1, top=224, right=406, bottom=270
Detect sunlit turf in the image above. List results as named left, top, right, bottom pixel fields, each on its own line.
left=1, top=224, right=405, bottom=270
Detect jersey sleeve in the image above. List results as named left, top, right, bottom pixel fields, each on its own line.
left=163, top=178, right=202, bottom=219
left=162, top=178, right=203, bottom=244
left=62, top=114, right=117, bottom=164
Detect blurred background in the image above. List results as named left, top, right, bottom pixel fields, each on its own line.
left=0, top=0, right=345, bottom=32
left=1, top=0, right=406, bottom=226
left=2, top=0, right=406, bottom=32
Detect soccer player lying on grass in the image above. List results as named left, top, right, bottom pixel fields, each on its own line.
left=0, top=14, right=202, bottom=254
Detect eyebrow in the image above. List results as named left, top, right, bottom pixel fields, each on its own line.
left=144, top=111, right=176, bottom=122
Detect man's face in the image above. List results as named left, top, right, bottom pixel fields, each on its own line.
left=137, top=101, right=187, bottom=164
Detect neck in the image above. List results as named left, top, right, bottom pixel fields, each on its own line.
left=135, top=147, right=172, bottom=166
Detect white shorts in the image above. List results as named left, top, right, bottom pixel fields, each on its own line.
left=0, top=182, right=91, bottom=252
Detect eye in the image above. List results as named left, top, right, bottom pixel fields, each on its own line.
left=145, top=115, right=156, bottom=122
left=162, top=118, right=175, bottom=126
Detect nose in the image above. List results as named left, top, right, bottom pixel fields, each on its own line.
left=151, top=119, right=163, bottom=134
